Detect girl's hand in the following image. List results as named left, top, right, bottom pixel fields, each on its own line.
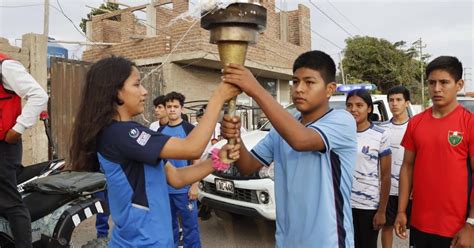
left=214, top=81, right=242, bottom=102
left=218, top=139, right=241, bottom=164
left=221, top=64, right=262, bottom=98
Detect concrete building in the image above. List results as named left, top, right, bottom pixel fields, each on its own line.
left=83, top=0, right=311, bottom=126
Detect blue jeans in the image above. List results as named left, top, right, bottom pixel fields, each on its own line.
left=169, top=193, right=201, bottom=248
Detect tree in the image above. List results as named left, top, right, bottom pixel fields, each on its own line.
left=341, top=36, right=429, bottom=104
left=79, top=3, right=120, bottom=34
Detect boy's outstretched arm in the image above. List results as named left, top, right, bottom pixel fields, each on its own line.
left=160, top=82, right=241, bottom=160
left=220, top=115, right=263, bottom=175
left=222, top=64, right=326, bottom=152
left=165, top=143, right=240, bottom=188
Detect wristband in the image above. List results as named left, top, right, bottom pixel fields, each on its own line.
left=211, top=148, right=231, bottom=171
left=467, top=218, right=474, bottom=226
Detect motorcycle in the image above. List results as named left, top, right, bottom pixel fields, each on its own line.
left=0, top=112, right=109, bottom=248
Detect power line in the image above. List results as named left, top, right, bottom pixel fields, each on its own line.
left=308, top=0, right=354, bottom=37
left=0, top=4, right=44, bottom=8
left=55, top=0, right=91, bottom=42
left=270, top=1, right=344, bottom=51
left=326, top=0, right=362, bottom=34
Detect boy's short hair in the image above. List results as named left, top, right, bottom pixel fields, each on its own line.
left=426, top=56, right=463, bottom=82
left=153, top=95, right=166, bottom=107
left=387, top=86, right=411, bottom=102
left=164, top=91, right=185, bottom=107
left=292, top=50, right=336, bottom=84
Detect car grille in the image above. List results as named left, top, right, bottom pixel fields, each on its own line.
left=212, top=166, right=260, bottom=180
left=202, top=182, right=259, bottom=204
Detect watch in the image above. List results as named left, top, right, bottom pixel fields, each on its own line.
left=467, top=218, right=474, bottom=226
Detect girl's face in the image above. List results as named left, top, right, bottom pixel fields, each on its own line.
left=117, top=66, right=148, bottom=118
left=346, top=95, right=371, bottom=125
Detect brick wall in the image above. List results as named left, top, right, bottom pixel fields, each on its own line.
left=83, top=0, right=311, bottom=67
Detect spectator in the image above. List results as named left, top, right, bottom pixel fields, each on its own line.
left=0, top=53, right=48, bottom=248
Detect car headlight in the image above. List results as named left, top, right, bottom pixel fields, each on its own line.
left=258, top=163, right=274, bottom=180
left=258, top=191, right=270, bottom=204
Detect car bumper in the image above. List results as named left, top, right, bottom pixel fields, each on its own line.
left=198, top=174, right=276, bottom=220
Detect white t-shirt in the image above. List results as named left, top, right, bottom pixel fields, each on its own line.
left=351, top=123, right=391, bottom=210
left=379, top=119, right=409, bottom=196
left=149, top=121, right=160, bottom=132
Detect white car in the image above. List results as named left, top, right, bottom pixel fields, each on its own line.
left=458, top=95, right=474, bottom=112
left=198, top=92, right=414, bottom=220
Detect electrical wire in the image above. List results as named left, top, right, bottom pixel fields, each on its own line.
left=308, top=0, right=354, bottom=37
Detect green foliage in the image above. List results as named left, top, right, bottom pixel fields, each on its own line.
left=341, top=36, right=430, bottom=104
left=79, top=3, right=120, bottom=33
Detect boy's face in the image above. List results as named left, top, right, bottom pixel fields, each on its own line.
left=154, top=104, right=167, bottom=120
left=290, top=67, right=335, bottom=114
left=196, top=115, right=203, bottom=123
left=388, top=93, right=409, bottom=117
left=165, top=99, right=183, bottom=122
left=427, top=69, right=463, bottom=108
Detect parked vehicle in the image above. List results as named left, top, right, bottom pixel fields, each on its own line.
left=458, top=95, right=474, bottom=112
left=0, top=160, right=108, bottom=248
left=198, top=85, right=415, bottom=220
left=0, top=112, right=109, bottom=248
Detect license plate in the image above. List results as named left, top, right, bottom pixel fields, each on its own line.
left=215, top=178, right=234, bottom=195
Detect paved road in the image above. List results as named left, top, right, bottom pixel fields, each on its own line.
left=71, top=211, right=409, bottom=247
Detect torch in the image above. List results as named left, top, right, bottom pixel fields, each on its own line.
left=201, top=1, right=266, bottom=145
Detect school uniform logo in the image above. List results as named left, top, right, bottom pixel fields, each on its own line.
left=448, top=130, right=463, bottom=146
left=136, top=131, right=151, bottom=146
left=129, top=128, right=140, bottom=138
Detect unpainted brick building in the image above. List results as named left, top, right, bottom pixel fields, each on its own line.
left=83, top=0, right=311, bottom=126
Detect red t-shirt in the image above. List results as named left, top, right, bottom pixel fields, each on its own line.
left=401, top=105, right=474, bottom=237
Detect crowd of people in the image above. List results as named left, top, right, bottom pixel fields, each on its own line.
left=1, top=48, right=473, bottom=248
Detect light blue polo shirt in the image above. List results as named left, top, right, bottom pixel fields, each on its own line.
left=250, top=109, right=357, bottom=248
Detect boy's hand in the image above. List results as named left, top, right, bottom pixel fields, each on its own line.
left=451, top=224, right=474, bottom=247
left=188, top=183, right=199, bottom=200
left=214, top=82, right=242, bottom=102
left=373, top=210, right=386, bottom=230
left=5, top=129, right=21, bottom=144
left=220, top=115, right=241, bottom=140
left=219, top=141, right=241, bottom=164
left=222, top=64, right=262, bottom=97
left=394, top=212, right=408, bottom=239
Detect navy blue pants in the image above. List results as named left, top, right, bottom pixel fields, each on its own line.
left=94, top=190, right=109, bottom=238
left=0, top=141, right=32, bottom=248
left=169, top=193, right=201, bottom=248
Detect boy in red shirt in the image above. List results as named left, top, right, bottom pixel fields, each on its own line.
left=394, top=56, right=474, bottom=248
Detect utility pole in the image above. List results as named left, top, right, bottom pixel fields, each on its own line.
left=339, top=52, right=346, bottom=84
left=44, top=0, right=49, bottom=36
left=413, top=38, right=426, bottom=108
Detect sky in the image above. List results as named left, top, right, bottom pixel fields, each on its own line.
left=0, top=0, right=472, bottom=86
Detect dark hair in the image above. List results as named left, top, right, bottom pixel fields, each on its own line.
left=153, top=95, right=166, bottom=107
left=292, top=50, right=336, bottom=84
left=426, top=56, right=463, bottom=82
left=387, top=86, right=411, bottom=102
left=69, top=56, right=136, bottom=172
left=164, top=91, right=185, bottom=107
left=346, top=89, right=373, bottom=119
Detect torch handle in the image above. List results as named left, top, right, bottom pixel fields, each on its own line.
left=227, top=97, right=237, bottom=145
